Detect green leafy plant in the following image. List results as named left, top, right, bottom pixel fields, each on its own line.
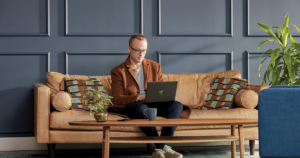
left=83, top=88, right=113, bottom=115
left=257, top=12, right=300, bottom=85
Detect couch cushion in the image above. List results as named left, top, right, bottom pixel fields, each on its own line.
left=50, top=108, right=257, bottom=131
left=190, top=107, right=258, bottom=119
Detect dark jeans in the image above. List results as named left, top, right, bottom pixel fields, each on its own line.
left=119, top=101, right=183, bottom=149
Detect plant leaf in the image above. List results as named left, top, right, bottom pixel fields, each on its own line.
left=292, top=24, right=300, bottom=34
left=294, top=78, right=300, bottom=85
left=289, top=34, right=298, bottom=44
left=272, top=58, right=282, bottom=85
left=293, top=43, right=300, bottom=52
left=275, top=31, right=281, bottom=41
left=266, top=62, right=274, bottom=82
left=273, top=26, right=283, bottom=32
left=261, top=71, right=268, bottom=85
left=271, top=48, right=281, bottom=66
left=283, top=53, right=295, bottom=83
left=258, top=56, right=268, bottom=77
left=257, top=39, right=274, bottom=51
left=282, top=27, right=289, bottom=47
left=258, top=23, right=282, bottom=44
left=283, top=13, right=289, bottom=29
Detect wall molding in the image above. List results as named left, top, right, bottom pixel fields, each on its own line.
left=246, top=51, right=271, bottom=83
left=65, top=0, right=143, bottom=36
left=158, top=0, right=233, bottom=36
left=0, top=0, right=50, bottom=37
left=65, top=52, right=129, bottom=74
left=246, top=0, right=300, bottom=37
left=0, top=52, right=50, bottom=72
left=157, top=51, right=233, bottom=70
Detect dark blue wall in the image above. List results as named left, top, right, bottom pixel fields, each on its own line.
left=0, top=0, right=300, bottom=137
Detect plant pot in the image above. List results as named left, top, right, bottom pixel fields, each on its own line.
left=94, top=110, right=108, bottom=122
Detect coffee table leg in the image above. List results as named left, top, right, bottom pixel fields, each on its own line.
left=238, top=125, right=244, bottom=158
left=102, top=126, right=110, bottom=158
left=231, top=125, right=236, bottom=158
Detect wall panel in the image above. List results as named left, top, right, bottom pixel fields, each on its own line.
left=65, top=0, right=143, bottom=36
left=246, top=52, right=271, bottom=84
left=0, top=52, right=49, bottom=137
left=158, top=0, right=232, bottom=36
left=65, top=52, right=129, bottom=75
left=247, top=0, right=300, bottom=37
left=158, top=52, right=233, bottom=74
left=0, top=0, right=49, bottom=36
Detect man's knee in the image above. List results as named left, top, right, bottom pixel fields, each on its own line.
left=171, top=101, right=183, bottom=111
left=127, top=103, right=148, bottom=118
left=135, top=103, right=148, bottom=113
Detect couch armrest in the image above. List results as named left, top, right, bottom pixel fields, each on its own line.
left=248, top=84, right=270, bottom=94
left=34, top=83, right=50, bottom=143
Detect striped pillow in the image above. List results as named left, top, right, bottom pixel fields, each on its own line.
left=201, top=77, right=248, bottom=110
left=63, top=77, right=104, bottom=111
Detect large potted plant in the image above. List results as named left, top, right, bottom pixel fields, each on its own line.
left=257, top=13, right=300, bottom=85
left=83, top=88, right=113, bottom=122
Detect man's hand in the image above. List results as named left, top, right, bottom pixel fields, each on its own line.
left=136, top=95, right=146, bottom=102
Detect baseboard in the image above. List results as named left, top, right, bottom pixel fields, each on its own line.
left=0, top=137, right=259, bottom=151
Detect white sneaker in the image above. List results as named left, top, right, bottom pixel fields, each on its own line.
left=152, top=149, right=166, bottom=158
left=163, top=145, right=183, bottom=158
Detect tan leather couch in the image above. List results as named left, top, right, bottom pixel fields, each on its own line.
left=34, top=70, right=269, bottom=156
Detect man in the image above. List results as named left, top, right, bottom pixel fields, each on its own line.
left=110, top=34, right=184, bottom=158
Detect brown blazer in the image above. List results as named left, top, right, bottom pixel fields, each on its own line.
left=108, top=56, right=191, bottom=119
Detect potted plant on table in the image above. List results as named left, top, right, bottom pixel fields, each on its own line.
left=83, top=88, right=113, bottom=122
left=257, top=12, right=300, bottom=85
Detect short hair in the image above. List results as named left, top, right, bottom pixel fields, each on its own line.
left=129, top=34, right=147, bottom=46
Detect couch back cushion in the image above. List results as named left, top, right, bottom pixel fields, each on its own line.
left=46, top=70, right=241, bottom=107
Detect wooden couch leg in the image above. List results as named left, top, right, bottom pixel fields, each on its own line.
left=147, top=143, right=151, bottom=154
left=249, top=140, right=255, bottom=155
left=48, top=143, right=56, bottom=158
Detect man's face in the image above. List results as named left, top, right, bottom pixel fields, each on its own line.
left=128, top=38, right=148, bottom=64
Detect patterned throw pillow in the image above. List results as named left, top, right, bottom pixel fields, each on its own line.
left=201, top=77, right=248, bottom=110
left=63, top=77, right=104, bottom=111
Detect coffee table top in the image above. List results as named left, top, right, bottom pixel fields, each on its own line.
left=69, top=119, right=258, bottom=127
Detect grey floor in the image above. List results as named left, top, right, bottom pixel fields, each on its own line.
left=0, top=145, right=260, bottom=158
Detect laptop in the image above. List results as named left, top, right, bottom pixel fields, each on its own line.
left=144, top=81, right=178, bottom=103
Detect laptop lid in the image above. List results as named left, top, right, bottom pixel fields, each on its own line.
left=144, top=81, right=178, bottom=103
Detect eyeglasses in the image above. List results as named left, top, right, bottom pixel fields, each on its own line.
left=129, top=46, right=148, bottom=54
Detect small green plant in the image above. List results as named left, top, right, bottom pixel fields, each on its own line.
left=257, top=12, right=300, bottom=85
left=83, top=88, right=113, bottom=115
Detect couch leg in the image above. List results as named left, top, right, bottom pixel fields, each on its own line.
left=249, top=140, right=255, bottom=155
left=147, top=143, right=151, bottom=154
left=47, top=143, right=56, bottom=158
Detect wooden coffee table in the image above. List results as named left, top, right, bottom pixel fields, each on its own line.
left=69, top=119, right=258, bottom=158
